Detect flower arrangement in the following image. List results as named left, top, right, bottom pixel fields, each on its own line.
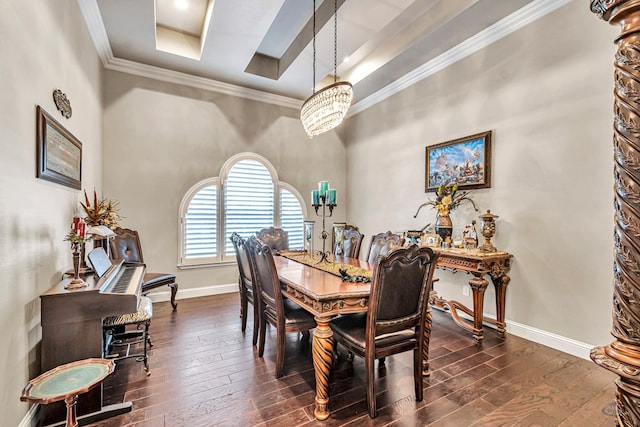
left=414, top=183, right=478, bottom=219
left=80, top=189, right=122, bottom=229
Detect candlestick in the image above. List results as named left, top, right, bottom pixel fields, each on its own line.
left=311, top=181, right=336, bottom=264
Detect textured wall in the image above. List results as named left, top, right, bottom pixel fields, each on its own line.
left=344, top=1, right=618, bottom=348
left=0, top=0, right=103, bottom=424
left=102, top=71, right=348, bottom=292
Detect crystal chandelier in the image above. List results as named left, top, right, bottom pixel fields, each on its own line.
left=300, top=0, right=353, bottom=138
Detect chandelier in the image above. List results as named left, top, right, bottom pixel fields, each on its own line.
left=300, top=0, right=353, bottom=138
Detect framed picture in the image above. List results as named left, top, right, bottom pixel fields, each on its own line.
left=425, top=130, right=491, bottom=192
left=36, top=105, right=82, bottom=190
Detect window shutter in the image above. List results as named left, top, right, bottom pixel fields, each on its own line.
left=280, top=188, right=304, bottom=249
left=224, top=160, right=274, bottom=256
left=184, top=185, right=217, bottom=260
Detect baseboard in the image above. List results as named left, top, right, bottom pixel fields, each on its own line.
left=145, top=283, right=238, bottom=304
left=505, top=319, right=594, bottom=361
left=148, top=284, right=594, bottom=361
left=18, top=404, right=39, bottom=427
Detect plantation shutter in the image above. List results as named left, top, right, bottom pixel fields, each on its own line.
left=224, top=159, right=274, bottom=256
left=184, top=185, right=217, bottom=261
left=280, top=188, right=304, bottom=249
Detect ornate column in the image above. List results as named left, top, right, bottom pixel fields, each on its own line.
left=592, top=2, right=640, bottom=425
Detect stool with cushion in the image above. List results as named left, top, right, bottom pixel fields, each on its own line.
left=103, top=295, right=153, bottom=375
left=110, top=227, right=178, bottom=310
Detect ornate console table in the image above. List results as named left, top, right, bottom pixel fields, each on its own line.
left=431, top=247, right=513, bottom=341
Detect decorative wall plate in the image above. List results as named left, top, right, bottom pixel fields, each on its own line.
left=53, top=89, right=72, bottom=119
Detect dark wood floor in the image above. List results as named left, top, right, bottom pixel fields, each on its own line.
left=86, top=293, right=617, bottom=426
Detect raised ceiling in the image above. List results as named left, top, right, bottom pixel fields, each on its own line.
left=78, top=0, right=571, bottom=114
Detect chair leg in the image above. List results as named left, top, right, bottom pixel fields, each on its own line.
left=414, top=348, right=423, bottom=401
left=258, top=314, right=267, bottom=357
left=275, top=325, right=285, bottom=378
left=169, top=282, right=178, bottom=310
left=379, top=357, right=386, bottom=366
left=301, top=330, right=310, bottom=341
left=240, top=294, right=248, bottom=332
left=365, top=355, right=377, bottom=418
left=252, top=302, right=259, bottom=346
left=143, top=321, right=151, bottom=376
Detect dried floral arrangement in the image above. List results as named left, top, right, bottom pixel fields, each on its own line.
left=80, top=189, right=122, bottom=229
left=413, top=183, right=478, bottom=219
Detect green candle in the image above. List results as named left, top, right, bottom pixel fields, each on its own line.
left=328, top=189, right=336, bottom=205
left=319, top=180, right=329, bottom=197
left=312, top=189, right=320, bottom=205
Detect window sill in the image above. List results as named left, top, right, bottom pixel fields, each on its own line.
left=178, top=260, right=237, bottom=270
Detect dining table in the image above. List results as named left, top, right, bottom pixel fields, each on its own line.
left=273, top=252, right=436, bottom=421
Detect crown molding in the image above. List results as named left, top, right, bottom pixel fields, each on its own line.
left=348, top=0, right=575, bottom=117
left=76, top=0, right=302, bottom=110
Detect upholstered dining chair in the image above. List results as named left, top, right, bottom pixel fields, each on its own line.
left=109, top=227, right=178, bottom=310
left=255, top=227, right=289, bottom=251
left=329, top=245, right=439, bottom=418
left=365, top=231, right=406, bottom=264
left=333, top=224, right=364, bottom=259
left=245, top=235, right=316, bottom=378
left=230, top=232, right=259, bottom=345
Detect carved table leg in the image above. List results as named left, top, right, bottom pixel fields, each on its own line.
left=491, top=273, right=510, bottom=335
left=422, top=303, right=433, bottom=376
left=312, top=315, right=334, bottom=421
left=65, top=394, right=79, bottom=427
left=469, top=274, right=489, bottom=341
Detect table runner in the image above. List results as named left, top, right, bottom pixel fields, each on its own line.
left=278, top=251, right=372, bottom=281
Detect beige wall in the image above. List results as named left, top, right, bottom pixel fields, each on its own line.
left=344, top=1, right=617, bottom=347
left=0, top=0, right=103, bottom=424
left=102, top=71, right=347, bottom=293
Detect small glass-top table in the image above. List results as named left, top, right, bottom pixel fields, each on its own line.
left=20, top=358, right=115, bottom=427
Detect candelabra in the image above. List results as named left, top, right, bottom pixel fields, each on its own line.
left=311, top=181, right=337, bottom=264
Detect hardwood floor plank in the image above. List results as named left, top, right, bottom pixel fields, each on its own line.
left=78, top=295, right=616, bottom=427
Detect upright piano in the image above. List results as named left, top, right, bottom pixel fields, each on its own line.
left=39, top=260, right=145, bottom=425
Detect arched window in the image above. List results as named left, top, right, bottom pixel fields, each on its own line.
left=179, top=153, right=306, bottom=266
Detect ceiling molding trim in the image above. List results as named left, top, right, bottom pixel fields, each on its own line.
left=77, top=0, right=301, bottom=110
left=347, top=0, right=575, bottom=118
left=76, top=0, right=114, bottom=66
left=105, top=57, right=303, bottom=110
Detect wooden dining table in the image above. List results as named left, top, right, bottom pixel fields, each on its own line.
left=274, top=254, right=437, bottom=421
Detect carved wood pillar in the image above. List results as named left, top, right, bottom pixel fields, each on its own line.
left=592, top=1, right=640, bottom=425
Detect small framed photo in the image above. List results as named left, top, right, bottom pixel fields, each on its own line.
left=36, top=105, right=82, bottom=190
left=425, top=130, right=491, bottom=192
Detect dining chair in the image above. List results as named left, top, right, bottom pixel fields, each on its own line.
left=255, top=226, right=289, bottom=251
left=230, top=232, right=259, bottom=345
left=109, top=227, right=178, bottom=310
left=365, top=231, right=405, bottom=264
left=245, top=235, right=316, bottom=378
left=333, top=224, right=364, bottom=259
left=329, top=244, right=439, bottom=418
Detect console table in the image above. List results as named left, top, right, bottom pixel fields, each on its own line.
left=431, top=247, right=513, bottom=341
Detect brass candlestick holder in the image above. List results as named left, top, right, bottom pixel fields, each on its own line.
left=479, top=210, right=498, bottom=253
left=65, top=243, right=88, bottom=289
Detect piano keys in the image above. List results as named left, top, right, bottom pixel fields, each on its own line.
left=39, top=258, right=145, bottom=425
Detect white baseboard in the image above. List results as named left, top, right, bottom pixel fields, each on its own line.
left=505, top=319, right=594, bottom=361
left=19, top=404, right=39, bottom=427
left=433, top=306, right=593, bottom=361
left=145, top=283, right=238, bottom=304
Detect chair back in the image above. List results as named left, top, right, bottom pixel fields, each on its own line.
left=245, top=236, right=284, bottom=320
left=230, top=232, right=252, bottom=288
left=256, top=227, right=289, bottom=251
left=335, top=225, right=364, bottom=259
left=366, top=231, right=405, bottom=264
left=367, top=245, right=438, bottom=343
left=109, top=227, right=144, bottom=263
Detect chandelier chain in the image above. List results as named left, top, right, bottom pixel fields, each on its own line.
left=312, top=0, right=316, bottom=94
left=334, top=0, right=337, bottom=83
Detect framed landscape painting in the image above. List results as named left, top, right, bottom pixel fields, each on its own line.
left=425, top=130, right=491, bottom=192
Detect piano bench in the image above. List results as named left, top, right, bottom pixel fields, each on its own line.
left=103, top=296, right=153, bottom=376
